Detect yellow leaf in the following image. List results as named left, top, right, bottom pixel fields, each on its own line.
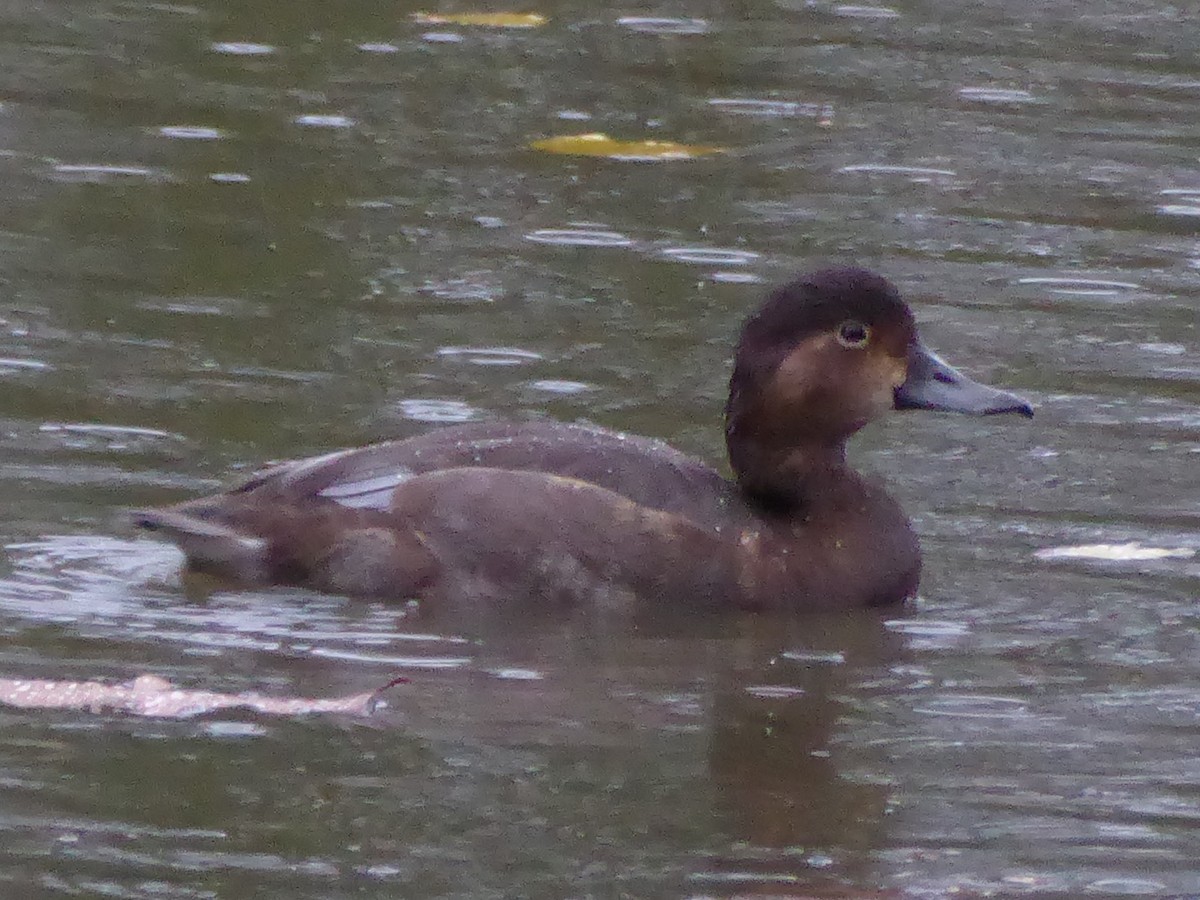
left=412, top=12, right=548, bottom=28
left=530, top=132, right=724, bottom=160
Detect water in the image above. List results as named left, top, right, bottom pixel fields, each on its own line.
left=0, top=0, right=1198, bottom=895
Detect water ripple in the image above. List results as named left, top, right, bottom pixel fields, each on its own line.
left=525, top=228, right=635, bottom=248
left=209, top=41, right=275, bottom=56
left=914, top=694, right=1032, bottom=720
left=707, top=98, right=832, bottom=119
left=839, top=163, right=957, bottom=178
left=710, top=271, right=763, bottom=284
left=1015, top=276, right=1142, bottom=297
left=527, top=379, right=593, bottom=395
left=308, top=648, right=472, bottom=669
left=436, top=346, right=543, bottom=366
left=658, top=246, right=760, bottom=266
left=421, top=32, right=465, bottom=44
left=958, top=87, right=1040, bottom=104
left=39, top=422, right=184, bottom=449
left=1157, top=202, right=1200, bottom=217
left=396, top=398, right=481, bottom=423
left=157, top=125, right=225, bottom=140
left=617, top=17, right=710, bottom=35
left=833, top=5, right=901, bottom=19
left=1035, top=543, right=1195, bottom=562
left=0, top=358, right=51, bottom=372
left=293, top=114, right=356, bottom=129
left=0, top=537, right=468, bottom=666
left=416, top=277, right=502, bottom=303
left=1083, top=879, right=1168, bottom=895
left=51, top=163, right=164, bottom=183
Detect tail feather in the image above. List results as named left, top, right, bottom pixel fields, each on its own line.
left=132, top=496, right=439, bottom=597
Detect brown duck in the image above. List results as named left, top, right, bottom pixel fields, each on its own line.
left=133, top=267, right=1032, bottom=611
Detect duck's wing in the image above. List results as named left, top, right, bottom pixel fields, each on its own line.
left=132, top=421, right=750, bottom=592
left=136, top=465, right=773, bottom=606
left=230, top=420, right=743, bottom=524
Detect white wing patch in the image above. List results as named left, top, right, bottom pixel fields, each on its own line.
left=318, top=469, right=415, bottom=508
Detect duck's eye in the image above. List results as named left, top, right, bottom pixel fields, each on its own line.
left=836, top=319, right=871, bottom=349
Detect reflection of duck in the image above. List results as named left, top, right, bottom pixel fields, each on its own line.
left=706, top=614, right=904, bottom=876
left=134, top=267, right=1031, bottom=611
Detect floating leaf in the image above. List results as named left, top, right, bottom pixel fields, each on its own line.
left=413, top=12, right=547, bottom=28
left=530, top=132, right=724, bottom=160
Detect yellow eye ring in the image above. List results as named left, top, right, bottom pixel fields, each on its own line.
left=836, top=319, right=871, bottom=349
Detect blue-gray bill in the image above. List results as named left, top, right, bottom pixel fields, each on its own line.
left=895, top=341, right=1034, bottom=417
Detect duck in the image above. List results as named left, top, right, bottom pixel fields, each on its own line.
left=133, top=267, right=1032, bottom=612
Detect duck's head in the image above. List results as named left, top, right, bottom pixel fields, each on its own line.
left=725, top=267, right=1032, bottom=499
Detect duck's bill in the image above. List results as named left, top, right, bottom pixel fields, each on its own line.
left=894, top=341, right=1034, bottom=417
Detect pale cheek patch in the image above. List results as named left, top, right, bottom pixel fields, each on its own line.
left=862, top=352, right=907, bottom=414
left=768, top=337, right=905, bottom=421
left=768, top=335, right=832, bottom=407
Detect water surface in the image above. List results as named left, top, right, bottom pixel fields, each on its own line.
left=0, top=0, right=1198, bottom=896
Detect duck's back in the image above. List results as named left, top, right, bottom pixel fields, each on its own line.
left=229, top=420, right=753, bottom=529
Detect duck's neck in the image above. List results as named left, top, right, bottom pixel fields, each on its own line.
left=725, top=417, right=853, bottom=512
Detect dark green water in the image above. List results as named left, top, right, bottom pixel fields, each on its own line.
left=0, top=0, right=1197, bottom=896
